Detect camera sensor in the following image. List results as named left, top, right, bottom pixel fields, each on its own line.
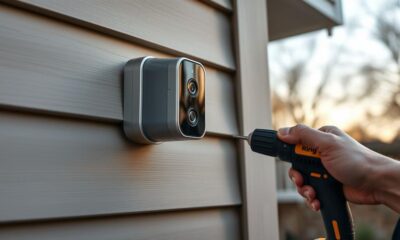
left=187, top=79, right=198, bottom=96
left=187, top=108, right=198, bottom=126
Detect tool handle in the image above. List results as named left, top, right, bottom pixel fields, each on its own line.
left=248, top=128, right=354, bottom=239
left=294, top=161, right=354, bottom=240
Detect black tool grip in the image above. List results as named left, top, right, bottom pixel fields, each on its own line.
left=294, top=161, right=354, bottom=240
left=249, top=129, right=354, bottom=239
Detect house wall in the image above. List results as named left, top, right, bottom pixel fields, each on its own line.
left=0, top=0, right=277, bottom=239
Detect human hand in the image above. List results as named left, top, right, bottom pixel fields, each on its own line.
left=277, top=124, right=388, bottom=211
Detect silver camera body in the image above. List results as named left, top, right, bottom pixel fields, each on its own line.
left=124, top=57, right=206, bottom=144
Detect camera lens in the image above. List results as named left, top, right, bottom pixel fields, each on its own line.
left=187, top=109, right=198, bottom=127
left=187, top=79, right=198, bottom=96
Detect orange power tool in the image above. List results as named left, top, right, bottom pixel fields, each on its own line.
left=236, top=129, right=354, bottom=240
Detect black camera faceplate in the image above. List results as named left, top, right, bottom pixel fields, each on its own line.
left=179, top=60, right=205, bottom=137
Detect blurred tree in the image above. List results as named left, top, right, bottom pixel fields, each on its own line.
left=270, top=38, right=349, bottom=129
left=271, top=0, right=400, bottom=142
left=358, top=1, right=400, bottom=121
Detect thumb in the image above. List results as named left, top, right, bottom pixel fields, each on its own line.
left=277, top=124, right=333, bottom=150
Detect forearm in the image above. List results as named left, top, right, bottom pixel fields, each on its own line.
left=375, top=155, right=400, bottom=213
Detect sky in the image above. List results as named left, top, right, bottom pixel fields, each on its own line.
left=268, top=0, right=400, bottom=142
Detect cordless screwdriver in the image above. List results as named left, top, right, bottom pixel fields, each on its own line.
left=236, top=129, right=354, bottom=240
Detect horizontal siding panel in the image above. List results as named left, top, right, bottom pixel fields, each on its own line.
left=6, top=0, right=235, bottom=70
left=0, top=111, right=241, bottom=221
left=0, top=208, right=241, bottom=240
left=0, top=4, right=239, bottom=136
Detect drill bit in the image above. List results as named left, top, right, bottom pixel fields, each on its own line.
left=232, top=132, right=252, bottom=143
left=233, top=135, right=248, bottom=140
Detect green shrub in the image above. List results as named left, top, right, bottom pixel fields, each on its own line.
left=356, top=223, right=376, bottom=240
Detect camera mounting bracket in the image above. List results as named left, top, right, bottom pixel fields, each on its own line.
left=123, top=56, right=156, bottom=144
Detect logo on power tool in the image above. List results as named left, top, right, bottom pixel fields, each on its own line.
left=302, top=145, right=318, bottom=154
left=295, top=144, right=321, bottom=158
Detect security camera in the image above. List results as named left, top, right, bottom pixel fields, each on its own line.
left=124, top=57, right=206, bottom=144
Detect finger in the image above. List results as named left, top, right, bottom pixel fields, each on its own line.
left=311, top=199, right=320, bottom=211
left=306, top=198, right=321, bottom=211
left=299, top=185, right=316, bottom=201
left=318, top=125, right=345, bottom=137
left=277, top=124, right=332, bottom=150
left=288, top=168, right=304, bottom=187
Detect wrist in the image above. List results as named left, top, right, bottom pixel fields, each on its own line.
left=372, top=155, right=400, bottom=212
